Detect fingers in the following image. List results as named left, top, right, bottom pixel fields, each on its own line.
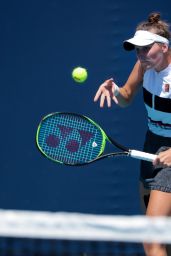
left=94, top=78, right=115, bottom=108
left=153, top=157, right=160, bottom=166
left=112, top=95, right=119, bottom=104
left=153, top=149, right=171, bottom=167
left=94, top=87, right=103, bottom=102
left=94, top=78, right=113, bottom=102
left=100, top=91, right=111, bottom=108
left=153, top=156, right=168, bottom=168
left=99, top=94, right=105, bottom=108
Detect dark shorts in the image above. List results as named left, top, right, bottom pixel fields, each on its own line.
left=140, top=130, right=171, bottom=193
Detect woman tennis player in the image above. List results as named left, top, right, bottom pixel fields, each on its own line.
left=94, top=12, right=171, bottom=256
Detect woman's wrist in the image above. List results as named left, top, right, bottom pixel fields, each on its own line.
left=114, top=84, right=120, bottom=96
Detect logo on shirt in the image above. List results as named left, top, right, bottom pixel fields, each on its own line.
left=163, top=83, right=170, bottom=92
left=160, top=81, right=171, bottom=98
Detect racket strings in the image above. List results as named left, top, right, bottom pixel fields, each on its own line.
left=38, top=114, right=104, bottom=164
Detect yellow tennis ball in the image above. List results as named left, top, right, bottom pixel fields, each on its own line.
left=72, top=67, right=88, bottom=83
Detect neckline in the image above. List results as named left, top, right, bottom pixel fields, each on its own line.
left=154, top=63, right=171, bottom=74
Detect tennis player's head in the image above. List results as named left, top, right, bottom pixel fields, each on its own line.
left=123, top=12, right=171, bottom=70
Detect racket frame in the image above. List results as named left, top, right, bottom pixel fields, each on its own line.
left=36, top=112, right=156, bottom=166
left=36, top=112, right=110, bottom=165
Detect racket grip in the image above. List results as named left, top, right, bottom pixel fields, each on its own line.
left=129, top=150, right=157, bottom=162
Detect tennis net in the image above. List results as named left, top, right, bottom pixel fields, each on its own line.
left=0, top=209, right=171, bottom=255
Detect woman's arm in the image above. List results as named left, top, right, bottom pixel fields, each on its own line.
left=94, top=60, right=144, bottom=108
left=116, top=60, right=144, bottom=107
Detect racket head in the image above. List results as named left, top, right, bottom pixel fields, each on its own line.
left=36, top=112, right=107, bottom=165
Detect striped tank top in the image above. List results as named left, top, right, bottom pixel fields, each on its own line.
left=143, top=64, right=171, bottom=137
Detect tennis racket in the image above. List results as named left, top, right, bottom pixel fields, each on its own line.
left=36, top=112, right=157, bottom=166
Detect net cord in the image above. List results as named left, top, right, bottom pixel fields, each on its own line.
left=0, top=210, right=171, bottom=243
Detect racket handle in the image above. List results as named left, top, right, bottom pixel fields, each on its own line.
left=129, top=150, right=157, bottom=162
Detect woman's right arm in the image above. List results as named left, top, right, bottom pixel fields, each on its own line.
left=94, top=60, right=144, bottom=108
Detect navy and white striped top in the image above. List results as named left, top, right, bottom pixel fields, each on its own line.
left=143, top=64, right=171, bottom=137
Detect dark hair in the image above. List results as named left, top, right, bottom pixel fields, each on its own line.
left=136, top=12, right=171, bottom=40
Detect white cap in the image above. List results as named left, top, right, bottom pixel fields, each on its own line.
left=123, top=30, right=169, bottom=51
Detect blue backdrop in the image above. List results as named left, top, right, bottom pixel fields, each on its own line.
left=0, top=0, right=170, bottom=215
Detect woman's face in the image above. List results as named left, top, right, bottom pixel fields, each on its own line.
left=135, top=43, right=167, bottom=71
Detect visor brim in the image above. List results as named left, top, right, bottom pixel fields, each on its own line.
left=123, top=39, right=155, bottom=51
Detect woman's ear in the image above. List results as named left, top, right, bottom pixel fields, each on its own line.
left=161, top=43, right=169, bottom=53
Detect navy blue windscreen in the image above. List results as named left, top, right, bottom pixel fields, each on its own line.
left=0, top=0, right=170, bottom=215
left=37, top=113, right=104, bottom=164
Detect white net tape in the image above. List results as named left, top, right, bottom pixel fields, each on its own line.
left=0, top=209, right=171, bottom=243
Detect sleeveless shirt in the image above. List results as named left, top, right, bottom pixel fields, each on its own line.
left=143, top=64, right=171, bottom=137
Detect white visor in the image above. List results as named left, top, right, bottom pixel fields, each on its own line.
left=123, top=30, right=169, bottom=51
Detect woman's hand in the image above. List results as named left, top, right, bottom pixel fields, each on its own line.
left=153, top=148, right=171, bottom=167
left=94, top=78, right=119, bottom=107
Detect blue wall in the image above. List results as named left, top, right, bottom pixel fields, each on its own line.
left=0, top=0, right=170, bottom=214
